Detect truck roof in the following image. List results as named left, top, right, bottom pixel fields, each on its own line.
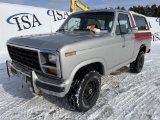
left=72, top=9, right=146, bottom=17
left=72, top=8, right=129, bottom=14
left=129, top=11, right=147, bottom=17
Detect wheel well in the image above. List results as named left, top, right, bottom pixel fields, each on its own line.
left=74, top=62, right=104, bottom=80
left=140, top=45, right=146, bottom=53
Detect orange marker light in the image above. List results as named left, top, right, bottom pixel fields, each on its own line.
left=65, top=51, right=76, bottom=57
left=48, top=68, right=57, bottom=75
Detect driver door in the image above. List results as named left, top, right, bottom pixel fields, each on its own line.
left=115, top=13, right=134, bottom=63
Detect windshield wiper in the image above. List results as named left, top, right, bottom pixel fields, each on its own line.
left=57, top=29, right=67, bottom=32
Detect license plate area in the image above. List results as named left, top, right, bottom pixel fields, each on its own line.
left=17, top=72, right=26, bottom=82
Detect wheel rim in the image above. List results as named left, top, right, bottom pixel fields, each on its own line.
left=83, top=79, right=97, bottom=104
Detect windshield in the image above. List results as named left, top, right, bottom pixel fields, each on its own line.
left=59, top=12, right=114, bottom=33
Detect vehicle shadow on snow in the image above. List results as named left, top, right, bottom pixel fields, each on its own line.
left=0, top=62, right=34, bottom=100
left=42, top=93, right=76, bottom=112
left=110, top=66, right=129, bottom=75
left=110, top=65, right=139, bottom=75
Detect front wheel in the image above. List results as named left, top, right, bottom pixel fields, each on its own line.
left=130, top=51, right=144, bottom=73
left=67, top=70, right=101, bottom=112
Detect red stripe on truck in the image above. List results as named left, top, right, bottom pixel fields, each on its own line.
left=134, top=32, right=152, bottom=41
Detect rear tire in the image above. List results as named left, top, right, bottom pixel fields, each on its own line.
left=67, top=70, right=101, bottom=112
left=130, top=51, right=144, bottom=73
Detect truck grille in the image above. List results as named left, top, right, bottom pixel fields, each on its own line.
left=7, top=45, right=41, bottom=70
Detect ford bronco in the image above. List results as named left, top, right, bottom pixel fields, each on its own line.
left=6, top=9, right=151, bottom=112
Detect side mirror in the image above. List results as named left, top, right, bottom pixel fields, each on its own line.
left=127, top=26, right=138, bottom=34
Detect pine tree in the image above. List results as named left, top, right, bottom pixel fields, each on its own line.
left=121, top=7, right=125, bottom=10
left=144, top=5, right=151, bottom=16
left=151, top=4, right=158, bottom=17
left=117, top=4, right=160, bottom=17
left=158, top=5, right=160, bottom=17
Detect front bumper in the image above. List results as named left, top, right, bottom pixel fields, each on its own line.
left=6, top=60, right=67, bottom=97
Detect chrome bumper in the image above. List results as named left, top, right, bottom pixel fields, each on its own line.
left=6, top=60, right=67, bottom=97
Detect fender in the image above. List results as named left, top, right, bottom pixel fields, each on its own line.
left=64, top=57, right=107, bottom=93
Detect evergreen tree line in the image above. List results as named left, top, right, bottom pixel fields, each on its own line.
left=115, top=4, right=160, bottom=17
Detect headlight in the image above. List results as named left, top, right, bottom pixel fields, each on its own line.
left=48, top=54, right=57, bottom=64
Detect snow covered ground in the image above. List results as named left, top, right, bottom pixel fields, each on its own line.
left=0, top=41, right=160, bottom=120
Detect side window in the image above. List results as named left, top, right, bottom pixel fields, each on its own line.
left=116, top=13, right=131, bottom=35
left=87, top=19, right=101, bottom=29
left=64, top=18, right=81, bottom=30
left=133, top=15, right=149, bottom=31
left=98, top=20, right=105, bottom=29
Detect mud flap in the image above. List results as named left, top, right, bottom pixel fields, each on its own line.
left=30, top=71, right=40, bottom=94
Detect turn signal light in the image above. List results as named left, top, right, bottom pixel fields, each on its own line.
left=48, top=68, right=57, bottom=75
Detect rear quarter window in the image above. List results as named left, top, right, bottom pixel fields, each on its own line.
left=133, top=15, right=149, bottom=31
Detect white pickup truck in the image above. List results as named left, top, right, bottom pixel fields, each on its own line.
left=6, top=9, right=152, bottom=112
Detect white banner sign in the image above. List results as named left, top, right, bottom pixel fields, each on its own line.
left=147, top=17, right=160, bottom=41
left=0, top=3, right=71, bottom=50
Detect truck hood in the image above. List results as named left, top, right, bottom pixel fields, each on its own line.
left=7, top=32, right=105, bottom=51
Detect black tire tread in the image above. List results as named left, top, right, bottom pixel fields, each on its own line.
left=67, top=70, right=101, bottom=112
left=130, top=51, right=144, bottom=73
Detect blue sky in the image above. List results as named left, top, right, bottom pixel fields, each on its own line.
left=0, top=0, right=159, bottom=11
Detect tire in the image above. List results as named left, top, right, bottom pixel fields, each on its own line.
left=130, top=51, right=144, bottom=73
left=67, top=70, right=101, bottom=112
